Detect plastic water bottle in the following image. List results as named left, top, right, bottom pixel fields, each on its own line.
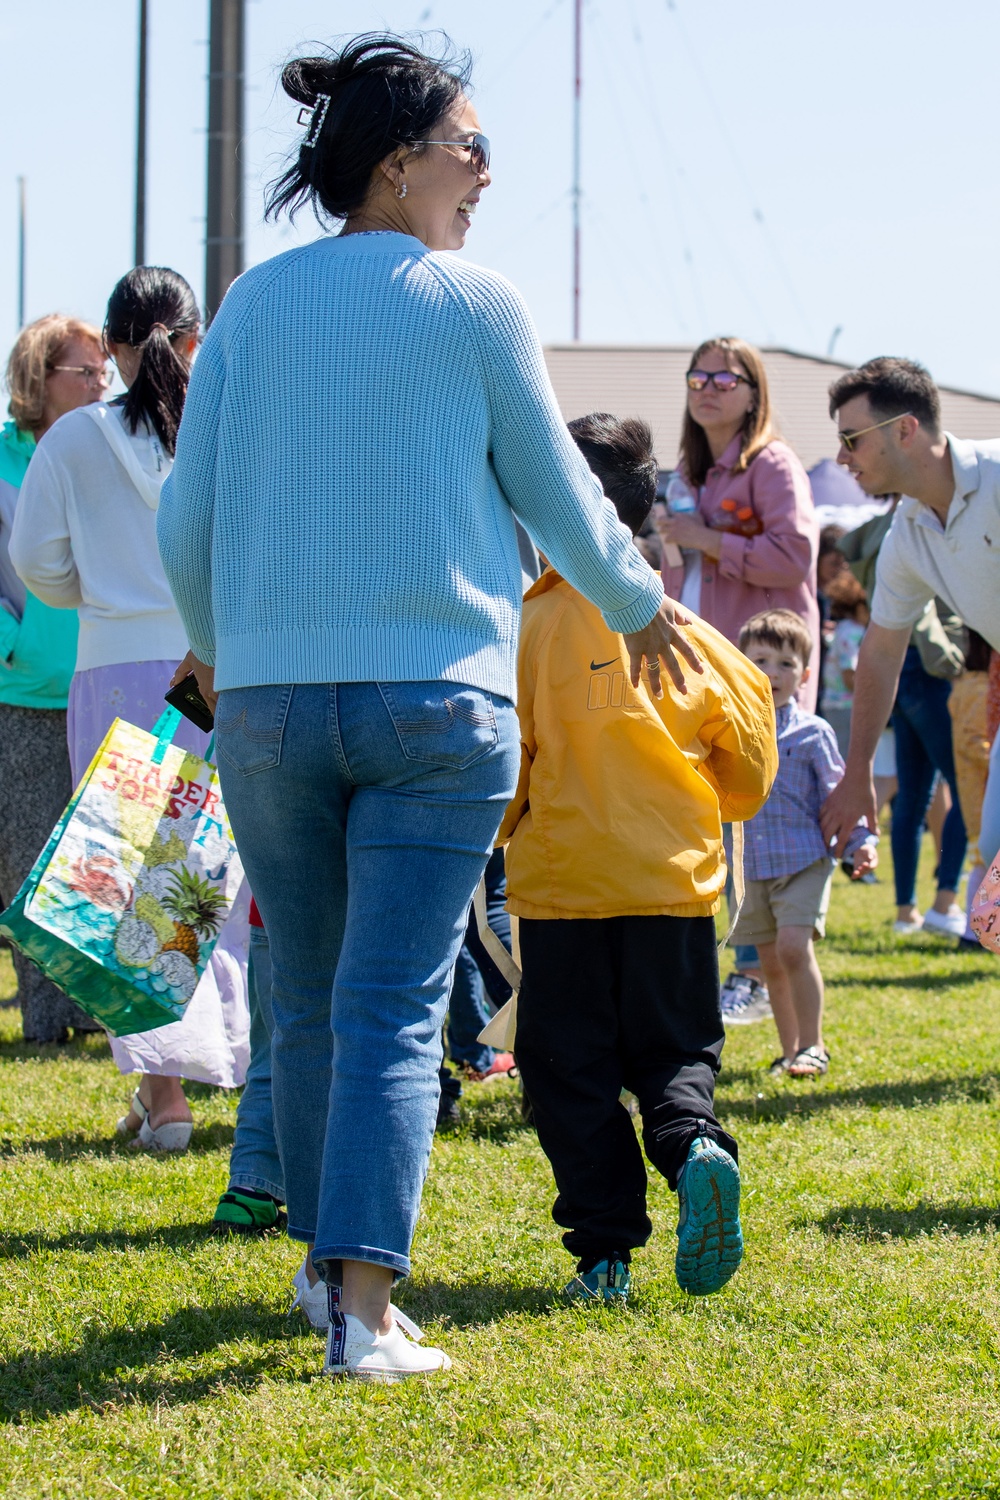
left=665, top=472, right=698, bottom=565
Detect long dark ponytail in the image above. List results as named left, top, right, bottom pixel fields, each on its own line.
left=104, top=267, right=200, bottom=455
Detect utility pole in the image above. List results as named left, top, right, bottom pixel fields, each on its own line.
left=135, top=0, right=148, bottom=266
left=205, top=0, right=246, bottom=322
left=572, top=0, right=582, bottom=341
left=17, top=177, right=26, bottom=328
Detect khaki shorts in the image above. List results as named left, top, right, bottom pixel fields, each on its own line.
left=732, top=857, right=834, bottom=946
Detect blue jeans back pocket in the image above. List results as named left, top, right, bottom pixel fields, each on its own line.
left=216, top=685, right=292, bottom=775
left=379, top=683, right=500, bottom=769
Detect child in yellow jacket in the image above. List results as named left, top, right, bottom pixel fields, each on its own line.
left=500, top=412, right=777, bottom=1302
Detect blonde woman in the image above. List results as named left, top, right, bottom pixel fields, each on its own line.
left=0, top=315, right=108, bottom=1042
left=654, top=336, right=819, bottom=707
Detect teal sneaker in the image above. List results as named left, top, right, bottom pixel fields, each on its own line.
left=212, top=1188, right=287, bottom=1236
left=564, top=1256, right=631, bottom=1304
left=675, top=1136, right=743, bottom=1295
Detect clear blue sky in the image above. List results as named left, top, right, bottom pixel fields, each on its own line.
left=2, top=0, right=998, bottom=400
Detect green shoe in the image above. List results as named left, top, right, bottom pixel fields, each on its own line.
left=675, top=1136, right=743, bottom=1295
left=212, top=1188, right=287, bottom=1236
left=564, top=1256, right=631, bottom=1304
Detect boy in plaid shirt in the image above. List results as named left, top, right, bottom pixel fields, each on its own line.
left=734, top=609, right=877, bottom=1078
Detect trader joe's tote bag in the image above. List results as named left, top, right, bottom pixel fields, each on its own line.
left=0, top=708, right=244, bottom=1037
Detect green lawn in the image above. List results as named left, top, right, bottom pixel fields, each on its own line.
left=2, top=840, right=1000, bottom=1499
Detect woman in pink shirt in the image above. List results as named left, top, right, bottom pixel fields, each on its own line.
left=655, top=336, right=819, bottom=710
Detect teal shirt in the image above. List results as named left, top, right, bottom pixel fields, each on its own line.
left=159, top=233, right=661, bottom=701
left=0, top=422, right=78, bottom=708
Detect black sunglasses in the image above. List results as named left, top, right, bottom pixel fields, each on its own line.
left=686, top=369, right=753, bottom=393
left=421, top=132, right=491, bottom=175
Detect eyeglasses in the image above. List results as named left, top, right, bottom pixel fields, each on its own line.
left=836, top=412, right=913, bottom=453
left=420, top=133, right=491, bottom=175
left=47, top=364, right=111, bottom=386
left=686, top=369, right=752, bottom=393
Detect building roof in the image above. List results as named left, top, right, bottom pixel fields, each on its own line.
left=543, top=344, right=1000, bottom=471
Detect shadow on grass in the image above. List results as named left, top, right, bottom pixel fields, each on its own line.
left=0, top=1034, right=112, bottom=1064
left=825, top=965, right=994, bottom=991
left=814, top=1202, right=1000, bottom=1240
left=718, top=1073, right=1000, bottom=1124
left=450, top=1089, right=535, bottom=1144
left=0, top=1301, right=302, bottom=1421
left=0, top=1221, right=226, bottom=1260
left=401, top=1275, right=559, bottom=1329
left=0, top=1121, right=235, bottom=1161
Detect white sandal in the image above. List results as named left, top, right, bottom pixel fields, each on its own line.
left=115, top=1089, right=148, bottom=1136
left=136, top=1116, right=193, bottom=1152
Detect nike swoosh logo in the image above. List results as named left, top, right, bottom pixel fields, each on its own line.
left=590, top=658, right=618, bottom=671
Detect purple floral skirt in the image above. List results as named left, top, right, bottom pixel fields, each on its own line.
left=67, top=660, right=208, bottom=785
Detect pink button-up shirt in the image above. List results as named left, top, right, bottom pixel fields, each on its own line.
left=661, top=436, right=819, bottom=710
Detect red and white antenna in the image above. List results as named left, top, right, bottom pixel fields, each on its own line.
left=572, top=0, right=582, bottom=341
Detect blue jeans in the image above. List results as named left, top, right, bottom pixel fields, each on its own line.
left=215, top=681, right=520, bottom=1280
left=227, top=925, right=284, bottom=1202
left=980, top=732, right=1000, bottom=870
left=447, top=847, right=513, bottom=1073
left=890, top=647, right=967, bottom=907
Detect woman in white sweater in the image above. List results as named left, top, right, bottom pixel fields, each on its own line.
left=11, top=267, right=248, bottom=1148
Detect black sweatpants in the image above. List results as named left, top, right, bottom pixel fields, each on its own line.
left=516, top=914, right=738, bottom=1261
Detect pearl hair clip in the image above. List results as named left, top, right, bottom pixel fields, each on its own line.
left=297, top=94, right=331, bottom=149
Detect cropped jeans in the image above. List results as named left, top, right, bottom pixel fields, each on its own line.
left=226, top=925, right=284, bottom=1203
left=214, top=681, right=519, bottom=1281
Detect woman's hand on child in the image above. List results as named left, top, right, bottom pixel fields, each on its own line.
left=623, top=598, right=703, bottom=698
left=170, top=649, right=218, bottom=715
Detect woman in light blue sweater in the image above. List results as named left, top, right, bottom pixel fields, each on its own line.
left=158, top=34, right=698, bottom=1382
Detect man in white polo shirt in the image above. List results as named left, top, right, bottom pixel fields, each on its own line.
left=820, top=357, right=1000, bottom=895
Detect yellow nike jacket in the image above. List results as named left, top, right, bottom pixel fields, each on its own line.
left=498, top=568, right=778, bottom=920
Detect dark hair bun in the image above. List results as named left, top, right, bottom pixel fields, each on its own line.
left=266, top=33, right=471, bottom=224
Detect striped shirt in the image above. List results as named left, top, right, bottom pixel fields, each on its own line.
left=744, top=700, right=873, bottom=880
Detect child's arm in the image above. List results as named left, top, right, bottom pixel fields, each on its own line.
left=686, top=630, right=778, bottom=820
left=811, top=720, right=877, bottom=867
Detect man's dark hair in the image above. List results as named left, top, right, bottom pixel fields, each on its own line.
left=265, top=34, right=471, bottom=224
left=568, top=412, right=656, bottom=535
left=828, top=356, right=941, bottom=435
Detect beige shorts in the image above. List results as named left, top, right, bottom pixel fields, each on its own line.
left=732, top=857, right=834, bottom=946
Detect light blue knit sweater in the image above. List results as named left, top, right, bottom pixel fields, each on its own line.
left=158, top=232, right=661, bottom=700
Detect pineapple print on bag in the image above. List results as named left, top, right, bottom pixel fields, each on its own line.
left=161, top=866, right=227, bottom=962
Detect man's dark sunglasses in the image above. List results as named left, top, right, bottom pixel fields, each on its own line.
left=421, top=132, right=491, bottom=175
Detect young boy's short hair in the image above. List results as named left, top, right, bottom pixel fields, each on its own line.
left=568, top=412, right=656, bottom=535
left=739, top=608, right=813, bottom=669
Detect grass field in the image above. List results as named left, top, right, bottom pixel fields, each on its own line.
left=2, top=840, right=1000, bottom=1499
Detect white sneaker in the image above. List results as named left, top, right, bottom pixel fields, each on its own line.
left=324, top=1310, right=452, bottom=1382
left=290, top=1259, right=329, bottom=1330
left=721, top=973, right=772, bottom=1025
left=922, top=905, right=968, bottom=938
left=892, top=913, right=924, bottom=936
left=290, top=1258, right=428, bottom=1345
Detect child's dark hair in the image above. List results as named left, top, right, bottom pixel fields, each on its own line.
left=265, top=34, right=472, bottom=224
left=824, top=570, right=868, bottom=621
left=818, top=523, right=845, bottom=560
left=738, top=608, right=813, bottom=668
left=568, top=412, right=657, bottom=534
left=104, top=267, right=199, bottom=455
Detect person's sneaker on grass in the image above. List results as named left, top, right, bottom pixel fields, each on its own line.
left=922, top=904, right=967, bottom=939
left=675, top=1135, right=743, bottom=1296
left=564, top=1254, right=631, bottom=1305
left=721, top=971, right=772, bottom=1025
left=324, top=1303, right=451, bottom=1382
left=212, top=1187, right=286, bottom=1236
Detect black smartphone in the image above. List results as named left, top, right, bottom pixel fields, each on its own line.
left=164, top=674, right=215, bottom=733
